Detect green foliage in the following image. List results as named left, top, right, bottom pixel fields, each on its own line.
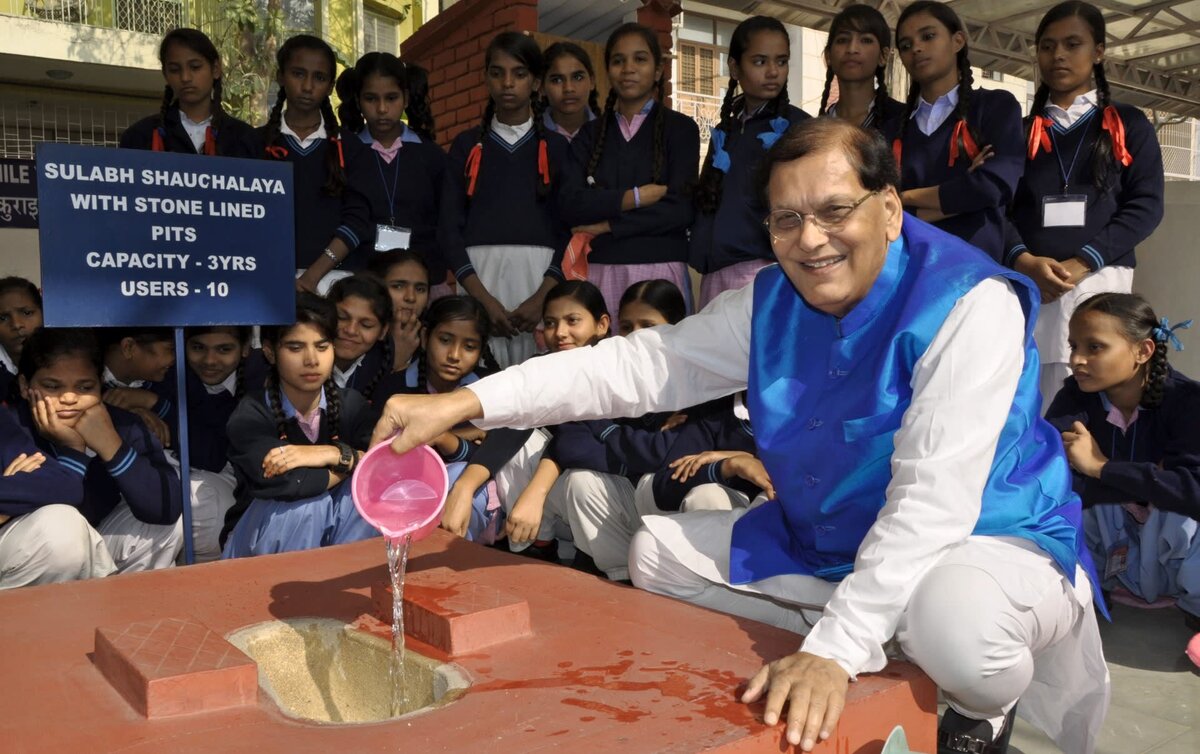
left=208, top=0, right=286, bottom=125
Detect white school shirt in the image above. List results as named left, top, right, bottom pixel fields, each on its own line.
left=469, top=270, right=1029, bottom=678
left=333, top=355, right=365, bottom=389
left=0, top=344, right=14, bottom=377
left=279, top=114, right=328, bottom=150
left=204, top=371, right=238, bottom=396
left=911, top=85, right=959, bottom=137
left=179, top=112, right=212, bottom=153
left=1044, top=89, right=1098, bottom=129
left=102, top=366, right=145, bottom=390
left=491, top=116, right=532, bottom=146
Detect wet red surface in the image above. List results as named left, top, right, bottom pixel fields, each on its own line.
left=0, top=531, right=936, bottom=753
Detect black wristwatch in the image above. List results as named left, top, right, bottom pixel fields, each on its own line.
left=331, top=441, right=354, bottom=474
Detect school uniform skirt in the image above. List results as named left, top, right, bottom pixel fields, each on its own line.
left=467, top=244, right=553, bottom=369
left=1035, top=266, right=1133, bottom=404
left=589, top=262, right=694, bottom=323
left=1085, top=504, right=1200, bottom=616
left=699, top=260, right=772, bottom=310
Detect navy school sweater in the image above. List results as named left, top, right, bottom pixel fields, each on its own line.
left=12, top=401, right=182, bottom=527
left=649, top=396, right=760, bottom=512
left=689, top=103, right=810, bottom=274
left=222, top=387, right=379, bottom=538
left=545, top=411, right=680, bottom=482
left=0, top=364, right=13, bottom=404
left=561, top=101, right=700, bottom=265
left=0, top=406, right=85, bottom=518
left=337, top=340, right=390, bottom=405
left=341, top=130, right=448, bottom=278
left=147, top=365, right=239, bottom=474
left=1004, top=102, right=1164, bottom=271
left=253, top=126, right=371, bottom=270
left=1045, top=368, right=1200, bottom=520
left=120, top=106, right=257, bottom=158
left=888, top=87, right=1025, bottom=262
left=440, top=124, right=571, bottom=284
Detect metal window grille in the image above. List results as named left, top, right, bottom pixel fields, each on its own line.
left=114, top=0, right=184, bottom=36
left=1156, top=116, right=1199, bottom=181
left=698, top=47, right=714, bottom=97
left=364, top=9, right=399, bottom=55
left=23, top=0, right=88, bottom=24
left=680, top=43, right=698, bottom=94
left=0, top=88, right=153, bottom=159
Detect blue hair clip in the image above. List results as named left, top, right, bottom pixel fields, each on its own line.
left=1153, top=317, right=1192, bottom=351
left=709, top=127, right=731, bottom=173
left=757, top=116, right=791, bottom=150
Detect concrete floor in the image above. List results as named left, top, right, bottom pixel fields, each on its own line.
left=1004, top=602, right=1199, bottom=754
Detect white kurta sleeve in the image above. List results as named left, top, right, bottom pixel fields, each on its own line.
left=466, top=282, right=757, bottom=429
left=799, top=277, right=1028, bottom=678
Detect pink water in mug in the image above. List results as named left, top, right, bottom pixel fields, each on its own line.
left=352, top=441, right=448, bottom=542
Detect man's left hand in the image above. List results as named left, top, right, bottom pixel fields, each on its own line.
left=742, top=651, right=849, bottom=752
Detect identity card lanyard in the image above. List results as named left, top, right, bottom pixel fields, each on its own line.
left=374, top=152, right=412, bottom=251
left=1042, top=111, right=1093, bottom=228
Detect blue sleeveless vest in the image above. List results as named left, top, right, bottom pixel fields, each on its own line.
left=736, top=217, right=1098, bottom=595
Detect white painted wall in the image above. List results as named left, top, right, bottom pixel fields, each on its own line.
left=0, top=227, right=40, bottom=284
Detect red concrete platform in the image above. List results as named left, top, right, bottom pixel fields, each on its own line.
left=94, top=616, right=257, bottom=718
left=372, top=566, right=533, bottom=655
left=0, top=531, right=936, bottom=753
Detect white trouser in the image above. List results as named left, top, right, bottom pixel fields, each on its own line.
left=295, top=268, right=353, bottom=297
left=494, top=429, right=573, bottom=554
left=165, top=454, right=238, bottom=564
left=467, top=245, right=553, bottom=369
left=1035, top=266, right=1133, bottom=410
left=97, top=502, right=184, bottom=573
left=558, top=470, right=750, bottom=580
left=630, top=517, right=1105, bottom=750
left=0, top=505, right=116, bottom=588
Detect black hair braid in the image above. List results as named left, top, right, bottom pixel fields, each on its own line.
left=467, top=98, right=497, bottom=200
left=651, top=97, right=666, bottom=184
left=335, top=69, right=364, bottom=133
left=362, top=337, right=392, bottom=401
left=899, top=78, right=920, bottom=141
left=695, top=77, right=739, bottom=215
left=531, top=95, right=551, bottom=201
left=404, top=65, right=436, bottom=140
left=479, top=340, right=501, bottom=375
left=952, top=54, right=985, bottom=160
left=416, top=348, right=428, bottom=393
left=210, top=77, right=225, bottom=143
left=319, top=97, right=346, bottom=196
left=234, top=362, right=245, bottom=399
left=587, top=87, right=601, bottom=120
left=1142, top=338, right=1169, bottom=408
left=263, top=90, right=286, bottom=153
left=1028, top=83, right=1051, bottom=143
left=771, top=77, right=791, bottom=117
left=1092, top=62, right=1117, bottom=189
left=819, top=67, right=835, bottom=115
left=586, top=89, right=618, bottom=186
left=158, top=84, right=174, bottom=131
left=324, top=379, right=341, bottom=440
left=872, top=65, right=889, bottom=127
left=266, top=370, right=289, bottom=440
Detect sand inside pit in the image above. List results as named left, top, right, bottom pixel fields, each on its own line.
left=227, top=617, right=467, bottom=724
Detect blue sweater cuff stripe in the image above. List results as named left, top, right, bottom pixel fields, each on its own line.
left=454, top=264, right=475, bottom=279
left=58, top=457, right=88, bottom=476
left=108, top=448, right=137, bottom=477
left=336, top=226, right=360, bottom=248
left=156, top=399, right=172, bottom=418
left=1004, top=244, right=1027, bottom=267
left=1082, top=245, right=1105, bottom=270
left=599, top=425, right=618, bottom=441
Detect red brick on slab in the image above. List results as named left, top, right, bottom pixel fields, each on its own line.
left=94, top=616, right=257, bottom=718
left=372, top=566, right=532, bottom=655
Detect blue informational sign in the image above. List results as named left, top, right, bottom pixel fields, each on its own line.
left=35, top=143, right=295, bottom=327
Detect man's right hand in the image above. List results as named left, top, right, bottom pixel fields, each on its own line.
left=371, top=390, right=484, bottom=455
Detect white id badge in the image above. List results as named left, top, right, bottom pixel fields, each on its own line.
left=375, top=223, right=412, bottom=251
left=1042, top=194, right=1087, bottom=228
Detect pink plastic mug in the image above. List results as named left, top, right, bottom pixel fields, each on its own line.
left=352, top=441, right=448, bottom=542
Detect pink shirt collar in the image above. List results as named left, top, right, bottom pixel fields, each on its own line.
left=616, top=98, right=655, bottom=142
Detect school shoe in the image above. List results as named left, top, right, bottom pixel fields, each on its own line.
left=937, top=703, right=1017, bottom=754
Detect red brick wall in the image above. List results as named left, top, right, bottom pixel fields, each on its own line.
left=401, top=0, right=540, bottom=147
left=638, top=0, right=681, bottom=108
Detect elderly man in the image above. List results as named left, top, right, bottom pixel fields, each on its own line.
left=372, top=119, right=1108, bottom=754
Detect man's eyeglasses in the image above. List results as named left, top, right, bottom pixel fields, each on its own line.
left=763, top=190, right=878, bottom=244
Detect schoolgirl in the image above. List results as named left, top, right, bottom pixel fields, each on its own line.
left=0, top=404, right=114, bottom=588
left=222, top=294, right=379, bottom=557
left=890, top=2, right=1025, bottom=260
left=13, top=328, right=182, bottom=572
left=100, top=328, right=176, bottom=450
left=328, top=274, right=393, bottom=403
left=0, top=276, right=43, bottom=400
left=440, top=32, right=572, bottom=368
left=1045, top=294, right=1199, bottom=640
left=257, top=34, right=364, bottom=296
left=367, top=249, right=430, bottom=386
left=541, top=42, right=599, bottom=142
left=819, top=4, right=905, bottom=132
left=1006, top=1, right=1165, bottom=403
left=167, top=326, right=250, bottom=562
left=562, top=23, right=701, bottom=319
left=690, top=16, right=810, bottom=308
left=336, top=53, right=448, bottom=294
left=120, top=28, right=255, bottom=157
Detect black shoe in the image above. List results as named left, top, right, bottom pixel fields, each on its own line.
left=570, top=549, right=608, bottom=578
left=938, top=703, right=1017, bottom=754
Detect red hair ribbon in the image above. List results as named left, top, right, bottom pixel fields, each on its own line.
left=151, top=128, right=165, bottom=152
left=537, top=139, right=550, bottom=186
left=1101, top=105, right=1133, bottom=167
left=203, top=126, right=217, bottom=156
left=465, top=142, right=483, bottom=197
left=948, top=119, right=979, bottom=167
left=1028, top=115, right=1053, bottom=161
left=334, top=138, right=345, bottom=169
left=891, top=138, right=902, bottom=169
left=265, top=145, right=289, bottom=160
